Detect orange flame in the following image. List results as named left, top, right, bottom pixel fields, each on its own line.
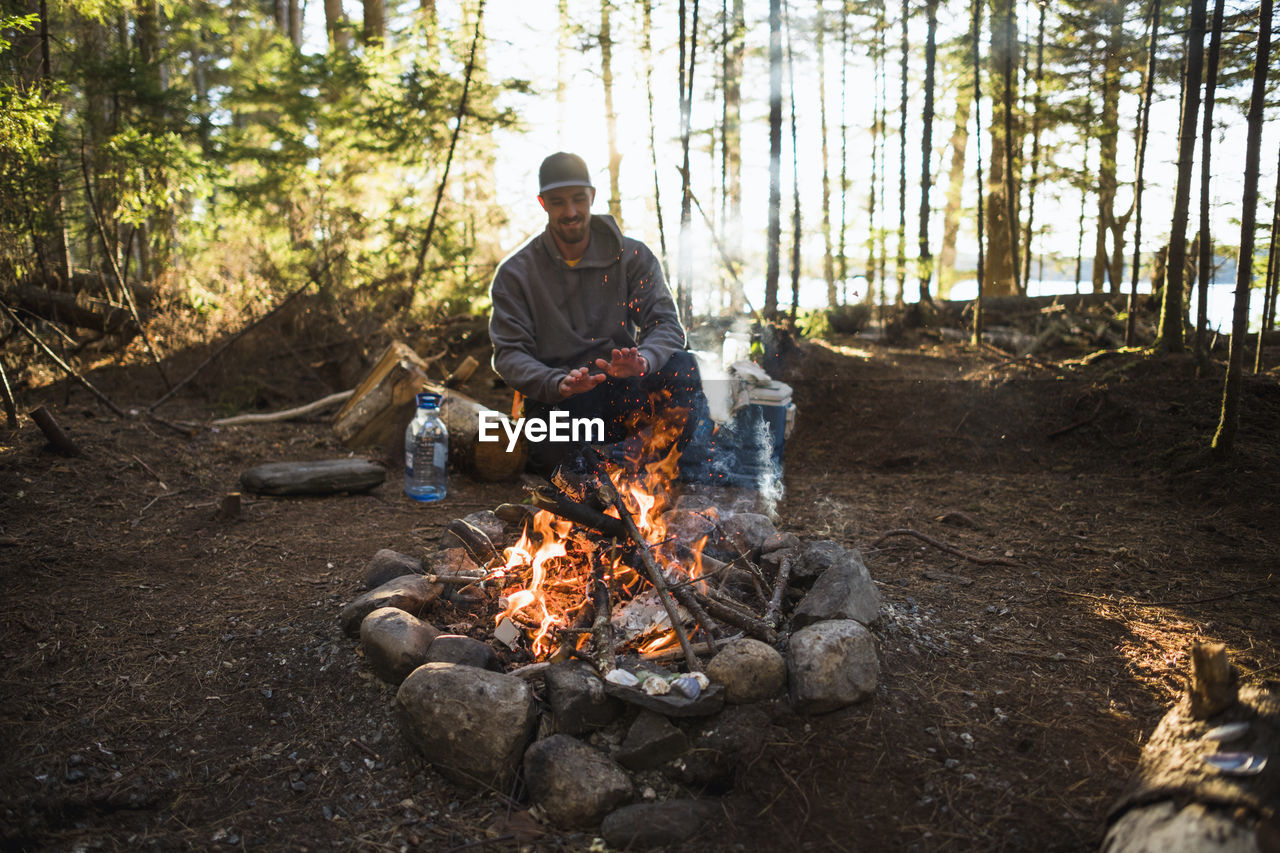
left=496, top=405, right=705, bottom=658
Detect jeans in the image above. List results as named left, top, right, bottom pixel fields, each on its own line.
left=523, top=350, right=713, bottom=477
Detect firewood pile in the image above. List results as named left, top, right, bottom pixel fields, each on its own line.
left=335, top=452, right=882, bottom=846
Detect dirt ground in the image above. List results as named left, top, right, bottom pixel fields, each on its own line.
left=1, top=318, right=1277, bottom=852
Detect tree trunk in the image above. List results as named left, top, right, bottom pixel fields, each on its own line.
left=420, top=0, right=437, bottom=55
left=1211, top=0, right=1270, bottom=457
left=877, top=1, right=888, bottom=311
left=818, top=0, right=837, bottom=308
left=895, top=0, right=909, bottom=305
left=786, top=3, right=801, bottom=321
left=641, top=0, right=670, bottom=276
left=972, top=0, right=986, bottom=343
left=838, top=1, right=850, bottom=298
left=864, top=5, right=882, bottom=300
left=938, top=84, right=973, bottom=296
left=1126, top=0, right=1162, bottom=346
left=601, top=0, right=622, bottom=226
left=765, top=0, right=783, bottom=319
left=1196, top=0, right=1225, bottom=358
left=677, top=0, right=701, bottom=325
left=1157, top=0, right=1206, bottom=354
left=1254, top=146, right=1280, bottom=374
left=362, top=0, right=385, bottom=44
left=1092, top=6, right=1125, bottom=295
left=325, top=0, right=351, bottom=52
left=34, top=0, right=72, bottom=286
left=726, top=0, right=745, bottom=309
left=557, top=0, right=568, bottom=134
left=1019, top=0, right=1046, bottom=290
left=983, top=0, right=1020, bottom=297
left=917, top=0, right=939, bottom=304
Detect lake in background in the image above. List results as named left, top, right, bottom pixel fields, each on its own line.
left=708, top=277, right=1269, bottom=334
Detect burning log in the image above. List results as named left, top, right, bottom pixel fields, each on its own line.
left=444, top=518, right=499, bottom=567
left=585, top=450, right=703, bottom=673
left=591, top=558, right=616, bottom=674
left=528, top=484, right=627, bottom=539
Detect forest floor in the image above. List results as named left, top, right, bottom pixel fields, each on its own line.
left=1, top=314, right=1278, bottom=852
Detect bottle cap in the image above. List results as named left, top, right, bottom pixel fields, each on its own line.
left=416, top=393, right=441, bottom=409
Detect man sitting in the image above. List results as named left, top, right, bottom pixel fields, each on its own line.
left=488, top=152, right=712, bottom=477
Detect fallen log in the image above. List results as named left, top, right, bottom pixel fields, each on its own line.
left=333, top=341, right=527, bottom=481
left=12, top=284, right=138, bottom=335
left=1103, top=646, right=1278, bottom=853
left=239, top=458, right=387, bottom=496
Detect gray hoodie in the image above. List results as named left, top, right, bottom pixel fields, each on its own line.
left=488, top=214, right=687, bottom=403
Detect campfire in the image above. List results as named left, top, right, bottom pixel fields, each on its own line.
left=337, top=417, right=884, bottom=843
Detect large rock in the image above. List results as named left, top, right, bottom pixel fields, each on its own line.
left=787, top=620, right=879, bottom=714
left=543, top=661, right=620, bottom=734
left=523, top=734, right=633, bottom=828
left=796, top=540, right=845, bottom=582
left=791, top=549, right=881, bottom=628
left=705, top=638, right=787, bottom=704
left=363, top=549, right=422, bottom=589
left=601, top=800, right=717, bottom=849
left=616, top=710, right=689, bottom=771
left=359, top=607, right=440, bottom=684
left=395, top=663, right=536, bottom=790
left=719, top=512, right=777, bottom=559
left=340, top=575, right=443, bottom=638
left=459, top=510, right=508, bottom=547
left=425, top=634, right=501, bottom=672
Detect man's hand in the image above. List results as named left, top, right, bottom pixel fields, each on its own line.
left=558, top=366, right=607, bottom=399
left=594, top=347, right=649, bottom=379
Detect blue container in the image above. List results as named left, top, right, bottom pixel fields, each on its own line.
left=683, top=400, right=791, bottom=490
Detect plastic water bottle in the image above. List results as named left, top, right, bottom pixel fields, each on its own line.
left=404, top=393, right=448, bottom=502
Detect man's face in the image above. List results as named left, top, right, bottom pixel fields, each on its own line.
left=538, top=185, right=594, bottom=247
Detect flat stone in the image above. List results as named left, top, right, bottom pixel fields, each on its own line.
left=719, top=512, right=777, bottom=559
left=544, top=661, right=621, bottom=734
left=603, top=681, right=725, bottom=718
left=791, top=549, right=881, bottom=628
left=523, top=734, right=633, bottom=828
left=705, top=638, right=787, bottom=704
left=600, top=800, right=717, bottom=849
left=395, top=663, right=536, bottom=790
left=359, top=607, right=441, bottom=684
left=425, top=635, right=501, bottom=672
left=363, top=549, right=422, bottom=590
left=339, top=575, right=444, bottom=638
left=429, top=547, right=481, bottom=577
left=787, top=619, right=879, bottom=714
left=797, top=540, right=845, bottom=581
left=616, top=710, right=689, bottom=771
